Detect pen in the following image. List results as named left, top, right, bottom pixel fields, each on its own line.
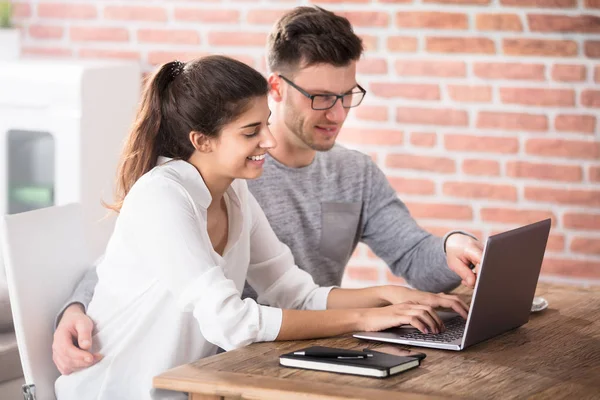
left=293, top=351, right=373, bottom=359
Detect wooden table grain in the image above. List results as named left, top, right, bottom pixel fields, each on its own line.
left=153, top=283, right=600, bottom=400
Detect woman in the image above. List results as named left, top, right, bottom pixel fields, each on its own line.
left=55, top=56, right=468, bottom=399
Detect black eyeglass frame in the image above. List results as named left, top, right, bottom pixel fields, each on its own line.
left=278, top=74, right=367, bottom=111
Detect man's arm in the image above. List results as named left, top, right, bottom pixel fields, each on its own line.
left=360, top=160, right=462, bottom=293
left=53, top=263, right=102, bottom=375
left=54, top=266, right=98, bottom=329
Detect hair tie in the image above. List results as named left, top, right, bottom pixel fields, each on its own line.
left=169, top=60, right=185, bottom=80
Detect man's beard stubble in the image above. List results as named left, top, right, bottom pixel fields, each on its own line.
left=283, top=98, right=336, bottom=152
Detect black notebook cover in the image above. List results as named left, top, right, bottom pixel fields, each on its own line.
left=279, top=346, right=420, bottom=378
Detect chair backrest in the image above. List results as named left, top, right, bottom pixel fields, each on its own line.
left=1, top=203, right=92, bottom=400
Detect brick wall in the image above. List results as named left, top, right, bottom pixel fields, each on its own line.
left=10, top=0, right=600, bottom=287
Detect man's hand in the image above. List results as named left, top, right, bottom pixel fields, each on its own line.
left=52, top=303, right=102, bottom=375
left=445, top=233, right=484, bottom=289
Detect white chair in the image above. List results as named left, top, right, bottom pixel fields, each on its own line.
left=1, top=203, right=92, bottom=400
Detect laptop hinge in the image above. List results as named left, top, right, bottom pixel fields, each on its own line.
left=22, top=384, right=36, bottom=400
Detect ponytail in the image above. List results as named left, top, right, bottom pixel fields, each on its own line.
left=106, top=61, right=185, bottom=212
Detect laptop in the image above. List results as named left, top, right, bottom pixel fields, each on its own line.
left=353, top=219, right=551, bottom=351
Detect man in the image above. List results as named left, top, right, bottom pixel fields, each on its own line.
left=52, top=6, right=482, bottom=375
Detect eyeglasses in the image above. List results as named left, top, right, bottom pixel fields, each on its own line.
left=278, top=75, right=367, bottom=111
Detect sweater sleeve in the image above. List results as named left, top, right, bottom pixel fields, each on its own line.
left=124, top=176, right=282, bottom=350
left=360, top=159, right=461, bottom=293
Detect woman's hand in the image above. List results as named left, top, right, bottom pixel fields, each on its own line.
left=380, top=286, right=469, bottom=320
left=358, top=303, right=446, bottom=334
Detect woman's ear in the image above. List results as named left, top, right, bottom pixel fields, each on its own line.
left=189, top=131, right=212, bottom=153
left=268, top=73, right=283, bottom=103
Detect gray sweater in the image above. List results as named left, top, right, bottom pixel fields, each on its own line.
left=63, top=145, right=460, bottom=315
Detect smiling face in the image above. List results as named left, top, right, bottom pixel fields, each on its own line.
left=278, top=62, right=358, bottom=152
left=206, top=95, right=275, bottom=180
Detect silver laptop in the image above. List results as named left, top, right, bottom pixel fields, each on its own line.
left=353, top=219, right=551, bottom=351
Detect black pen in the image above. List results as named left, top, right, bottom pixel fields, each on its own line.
left=293, top=350, right=373, bottom=359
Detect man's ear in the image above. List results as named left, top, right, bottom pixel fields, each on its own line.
left=268, top=73, right=283, bottom=103
left=189, top=131, right=212, bottom=153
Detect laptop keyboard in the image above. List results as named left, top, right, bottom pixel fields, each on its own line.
left=397, top=316, right=465, bottom=343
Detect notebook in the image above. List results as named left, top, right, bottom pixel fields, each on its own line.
left=279, top=346, right=420, bottom=378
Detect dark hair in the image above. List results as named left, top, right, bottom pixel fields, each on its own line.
left=108, top=55, right=269, bottom=212
left=267, top=6, right=364, bottom=74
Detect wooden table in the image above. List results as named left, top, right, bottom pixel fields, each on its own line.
left=153, top=283, right=600, bottom=399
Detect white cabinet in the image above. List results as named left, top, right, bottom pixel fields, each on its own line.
left=0, top=59, right=141, bottom=260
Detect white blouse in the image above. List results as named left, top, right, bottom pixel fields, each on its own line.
left=55, top=158, right=333, bottom=400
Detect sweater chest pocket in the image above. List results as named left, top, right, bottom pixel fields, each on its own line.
left=320, top=202, right=362, bottom=264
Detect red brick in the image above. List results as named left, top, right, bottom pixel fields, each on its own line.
left=587, top=0, right=600, bottom=7
left=410, top=132, right=437, bottom=147
left=360, top=35, right=378, bottom=52
left=423, top=226, right=484, bottom=240
left=396, top=12, right=468, bottom=30
left=12, top=3, right=32, bottom=18
left=476, top=14, right=523, bottom=31
left=481, top=208, right=556, bottom=226
left=555, top=114, right=596, bottom=134
left=503, top=38, right=578, bottom=57
left=137, top=29, right=200, bottom=45
left=339, top=11, right=389, bottom=27
left=28, top=25, right=64, bottom=40
left=395, top=60, right=466, bottom=77
left=564, top=213, right=600, bottom=230
left=246, top=9, right=287, bottom=25
left=528, top=14, right=600, bottom=33
left=21, top=46, right=72, bottom=57
left=70, top=27, right=128, bottom=42
left=477, top=111, right=548, bottom=131
left=582, top=90, right=600, bottom=107
left=546, top=234, right=565, bottom=252
left=427, top=37, right=495, bottom=54
left=474, top=62, right=545, bottom=80
left=571, top=238, right=600, bottom=255
left=346, top=266, right=379, bottom=282
left=311, top=0, right=370, bottom=2
left=404, top=202, right=473, bottom=220
left=371, top=83, right=440, bottom=100
left=386, top=36, right=418, bottom=52
left=501, top=0, right=576, bottom=6
left=208, top=32, right=267, bottom=46
left=447, top=85, right=492, bottom=102
left=506, top=161, right=583, bottom=182
left=585, top=41, right=600, bottom=58
left=551, top=64, right=587, bottom=82
left=148, top=51, right=208, bottom=66
left=591, top=166, right=600, bottom=182
left=595, top=65, right=600, bottom=82
left=541, top=258, right=600, bottom=279
left=397, top=107, right=468, bottom=126
left=174, top=9, right=240, bottom=23
left=443, top=182, right=518, bottom=201
left=357, top=58, right=388, bottom=75
left=38, top=3, right=97, bottom=19
left=104, top=6, right=167, bottom=22
left=354, top=106, right=389, bottom=122
left=462, top=159, right=501, bottom=176
left=339, top=128, right=403, bottom=146
left=389, top=177, right=436, bottom=195
left=423, top=0, right=490, bottom=4
left=525, top=187, right=600, bottom=207
left=79, top=49, right=141, bottom=61
left=500, top=87, right=575, bottom=107
left=386, top=154, right=456, bottom=173
left=526, top=138, right=600, bottom=159
left=444, top=134, right=519, bottom=154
